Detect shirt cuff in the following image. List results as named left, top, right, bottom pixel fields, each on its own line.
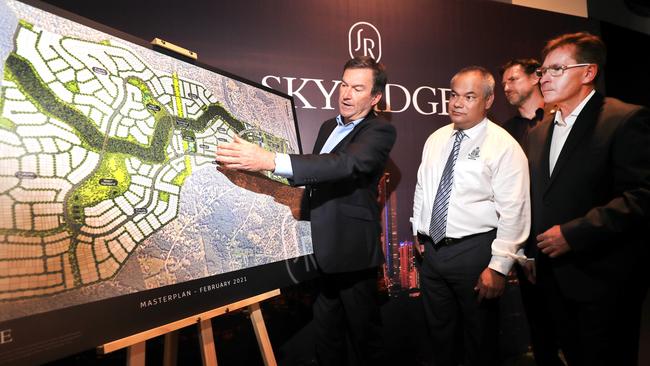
left=488, top=256, right=515, bottom=276
left=515, top=247, right=528, bottom=266
left=410, top=217, right=418, bottom=236
left=273, top=153, right=293, bottom=178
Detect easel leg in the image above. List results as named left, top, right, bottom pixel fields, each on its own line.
left=126, top=341, right=145, bottom=366
left=198, top=319, right=219, bottom=366
left=163, top=330, right=179, bottom=366
left=249, top=303, right=277, bottom=366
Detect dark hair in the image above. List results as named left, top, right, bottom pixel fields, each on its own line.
left=451, top=66, right=496, bottom=98
left=343, top=56, right=387, bottom=95
left=542, top=32, right=606, bottom=80
left=500, top=58, right=541, bottom=76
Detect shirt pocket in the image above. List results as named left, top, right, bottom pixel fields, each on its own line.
left=453, top=158, right=489, bottom=195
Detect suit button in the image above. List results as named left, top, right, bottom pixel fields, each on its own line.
left=543, top=198, right=551, bottom=205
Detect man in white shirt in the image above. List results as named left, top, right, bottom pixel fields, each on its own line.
left=528, top=32, right=649, bottom=366
left=411, top=66, right=530, bottom=366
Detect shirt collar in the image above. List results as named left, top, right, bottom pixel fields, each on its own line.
left=336, top=114, right=365, bottom=127
left=554, top=89, right=595, bottom=127
left=453, top=117, right=488, bottom=140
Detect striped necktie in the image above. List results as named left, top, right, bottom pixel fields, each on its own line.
left=429, top=130, right=466, bottom=244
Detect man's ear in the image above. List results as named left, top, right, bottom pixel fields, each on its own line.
left=485, top=93, right=495, bottom=110
left=583, top=64, right=598, bottom=84
left=531, top=74, right=541, bottom=86
left=371, top=92, right=383, bottom=107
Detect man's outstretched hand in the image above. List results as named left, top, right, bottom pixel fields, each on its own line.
left=216, top=135, right=276, bottom=172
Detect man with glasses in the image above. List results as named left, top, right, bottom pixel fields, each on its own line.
left=412, top=66, right=530, bottom=365
left=528, top=32, right=649, bottom=365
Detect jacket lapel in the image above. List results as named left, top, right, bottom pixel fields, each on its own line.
left=546, top=93, right=604, bottom=191
left=312, top=118, right=338, bottom=154
left=540, top=117, right=554, bottom=184
left=330, top=118, right=370, bottom=153
left=329, top=112, right=376, bottom=153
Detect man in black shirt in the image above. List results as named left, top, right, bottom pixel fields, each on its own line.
left=501, top=59, right=546, bottom=152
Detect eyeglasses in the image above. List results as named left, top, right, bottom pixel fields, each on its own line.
left=535, top=63, right=594, bottom=78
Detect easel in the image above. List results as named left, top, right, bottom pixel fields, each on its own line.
left=98, top=288, right=280, bottom=366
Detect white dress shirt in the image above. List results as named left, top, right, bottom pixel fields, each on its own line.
left=411, top=118, right=531, bottom=275
left=549, top=89, right=595, bottom=174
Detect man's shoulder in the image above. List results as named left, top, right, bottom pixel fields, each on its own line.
left=486, top=119, right=514, bottom=136
left=359, top=113, right=396, bottom=133
left=501, top=115, right=519, bottom=131
left=363, top=112, right=390, bottom=124
left=430, top=123, right=454, bottom=137
left=601, top=97, right=647, bottom=119
left=529, top=111, right=554, bottom=137
left=485, top=120, right=523, bottom=148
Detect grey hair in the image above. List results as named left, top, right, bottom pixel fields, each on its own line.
left=451, top=66, right=495, bottom=98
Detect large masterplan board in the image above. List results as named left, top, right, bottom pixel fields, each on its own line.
left=0, top=1, right=313, bottom=363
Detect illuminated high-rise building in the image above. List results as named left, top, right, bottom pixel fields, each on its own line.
left=378, top=173, right=399, bottom=284
left=398, top=240, right=420, bottom=293
left=399, top=242, right=411, bottom=288
left=379, top=172, right=420, bottom=295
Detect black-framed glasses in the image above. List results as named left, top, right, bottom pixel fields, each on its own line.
left=535, top=63, right=594, bottom=77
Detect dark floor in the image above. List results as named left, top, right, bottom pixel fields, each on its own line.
left=44, top=281, right=650, bottom=366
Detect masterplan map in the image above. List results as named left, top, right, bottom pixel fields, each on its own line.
left=0, top=0, right=312, bottom=322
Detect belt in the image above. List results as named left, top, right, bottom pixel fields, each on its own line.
left=438, top=237, right=462, bottom=246
left=418, top=232, right=486, bottom=248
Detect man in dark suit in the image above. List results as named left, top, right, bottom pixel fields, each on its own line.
left=529, top=32, right=649, bottom=366
left=217, top=56, right=396, bottom=365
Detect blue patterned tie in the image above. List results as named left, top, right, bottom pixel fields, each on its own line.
left=429, top=130, right=466, bottom=244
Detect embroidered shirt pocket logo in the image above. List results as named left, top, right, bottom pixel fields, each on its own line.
left=468, top=147, right=480, bottom=160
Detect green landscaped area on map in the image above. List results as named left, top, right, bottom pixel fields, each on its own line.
left=64, top=80, right=79, bottom=93
left=159, top=191, right=169, bottom=202
left=69, top=153, right=131, bottom=223
left=172, top=72, right=184, bottom=118
left=171, top=156, right=192, bottom=186
left=0, top=116, right=14, bottom=130
left=0, top=88, right=13, bottom=130
left=18, top=19, right=33, bottom=30
left=126, top=76, right=163, bottom=116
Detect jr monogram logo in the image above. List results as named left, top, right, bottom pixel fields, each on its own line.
left=348, top=21, right=382, bottom=61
